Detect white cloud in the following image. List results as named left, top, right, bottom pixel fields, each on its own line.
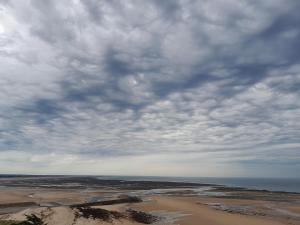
left=0, top=0, right=300, bottom=177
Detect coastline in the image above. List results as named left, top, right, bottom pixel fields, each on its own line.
left=2, top=175, right=300, bottom=193
left=1, top=175, right=300, bottom=225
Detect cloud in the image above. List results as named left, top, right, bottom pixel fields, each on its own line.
left=0, top=0, right=300, bottom=176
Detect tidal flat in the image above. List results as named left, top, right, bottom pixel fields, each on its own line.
left=0, top=175, right=300, bottom=225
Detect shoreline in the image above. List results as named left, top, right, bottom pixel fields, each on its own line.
left=1, top=175, right=299, bottom=194
left=1, top=175, right=300, bottom=225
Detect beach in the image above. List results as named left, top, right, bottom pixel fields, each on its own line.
left=0, top=176, right=300, bottom=225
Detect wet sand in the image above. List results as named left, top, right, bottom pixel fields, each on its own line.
left=132, top=196, right=300, bottom=225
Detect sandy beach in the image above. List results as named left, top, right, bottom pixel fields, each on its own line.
left=132, top=196, right=300, bottom=225
left=1, top=176, right=300, bottom=225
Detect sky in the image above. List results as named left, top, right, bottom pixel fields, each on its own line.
left=0, top=0, right=300, bottom=177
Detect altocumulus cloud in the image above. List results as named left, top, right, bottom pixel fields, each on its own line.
left=0, top=0, right=300, bottom=176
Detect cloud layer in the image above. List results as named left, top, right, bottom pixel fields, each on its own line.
left=0, top=0, right=300, bottom=176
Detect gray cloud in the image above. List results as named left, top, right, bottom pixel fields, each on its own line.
left=0, top=0, right=300, bottom=176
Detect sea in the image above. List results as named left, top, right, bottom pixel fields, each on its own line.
left=96, top=176, right=300, bottom=193
left=1, top=174, right=299, bottom=193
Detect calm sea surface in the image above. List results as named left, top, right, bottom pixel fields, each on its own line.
left=97, top=176, right=300, bottom=193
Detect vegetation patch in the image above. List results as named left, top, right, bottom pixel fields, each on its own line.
left=72, top=206, right=159, bottom=224
left=74, top=207, right=125, bottom=222
left=0, top=203, right=37, bottom=209
left=19, top=214, right=47, bottom=225
left=126, top=209, right=160, bottom=224
left=0, top=220, right=20, bottom=225
left=0, top=214, right=46, bottom=225
left=71, top=196, right=142, bottom=208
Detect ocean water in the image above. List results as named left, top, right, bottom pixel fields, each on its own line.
left=96, top=176, right=300, bottom=193
left=1, top=174, right=299, bottom=193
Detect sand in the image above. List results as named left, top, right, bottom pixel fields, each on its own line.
left=131, top=196, right=299, bottom=225
left=1, top=176, right=300, bottom=225
left=5, top=206, right=140, bottom=225
left=0, top=188, right=119, bottom=206
left=4, top=195, right=299, bottom=225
